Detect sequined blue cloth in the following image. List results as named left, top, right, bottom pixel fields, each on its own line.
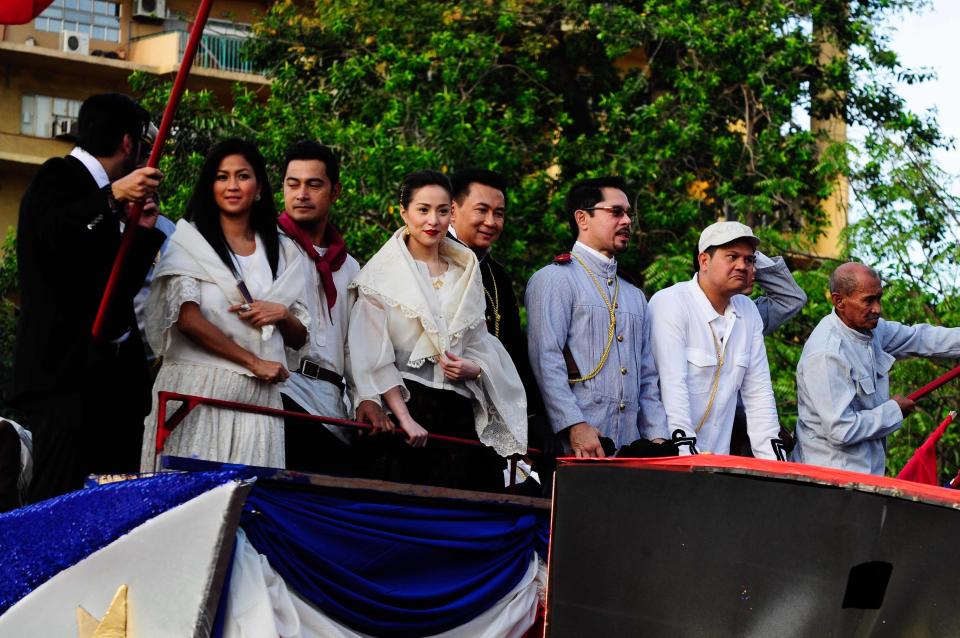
left=0, top=471, right=245, bottom=614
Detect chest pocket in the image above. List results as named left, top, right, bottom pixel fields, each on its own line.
left=686, top=347, right=718, bottom=394
left=857, top=374, right=876, bottom=395
left=857, top=351, right=895, bottom=396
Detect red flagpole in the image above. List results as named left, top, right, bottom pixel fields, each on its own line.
left=91, top=0, right=215, bottom=340
left=908, top=364, right=960, bottom=402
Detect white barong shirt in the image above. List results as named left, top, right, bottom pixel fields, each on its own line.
left=648, top=275, right=781, bottom=458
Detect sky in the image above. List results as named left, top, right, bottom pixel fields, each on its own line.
left=889, top=0, right=960, bottom=182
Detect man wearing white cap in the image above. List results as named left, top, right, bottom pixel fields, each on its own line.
left=647, top=221, right=784, bottom=459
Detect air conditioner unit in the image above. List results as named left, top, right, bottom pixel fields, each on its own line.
left=60, top=30, right=90, bottom=55
left=133, top=0, right=165, bottom=20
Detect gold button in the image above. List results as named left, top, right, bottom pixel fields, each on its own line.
left=618, top=402, right=626, bottom=411
left=617, top=334, right=623, bottom=342
left=607, top=278, right=613, bottom=285
left=620, top=367, right=627, bottom=375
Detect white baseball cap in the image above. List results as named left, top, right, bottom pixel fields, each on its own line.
left=698, top=221, right=760, bottom=253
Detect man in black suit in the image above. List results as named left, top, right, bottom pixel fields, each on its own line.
left=449, top=169, right=548, bottom=492
left=13, top=93, right=166, bottom=501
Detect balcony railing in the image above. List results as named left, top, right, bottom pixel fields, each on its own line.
left=181, top=31, right=256, bottom=74
left=128, top=30, right=259, bottom=75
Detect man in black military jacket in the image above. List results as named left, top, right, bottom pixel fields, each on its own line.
left=449, top=170, right=548, bottom=490
left=13, top=93, right=166, bottom=501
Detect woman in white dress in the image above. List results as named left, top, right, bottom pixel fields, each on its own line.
left=140, top=138, right=309, bottom=470
left=349, top=170, right=527, bottom=491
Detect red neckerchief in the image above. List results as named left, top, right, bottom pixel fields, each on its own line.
left=278, top=212, right=347, bottom=320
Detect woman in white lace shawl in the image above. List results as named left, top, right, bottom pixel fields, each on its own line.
left=348, top=170, right=527, bottom=491
left=140, top=139, right=309, bottom=470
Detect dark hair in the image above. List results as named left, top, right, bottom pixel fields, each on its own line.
left=399, top=170, right=452, bottom=208
left=283, top=140, right=340, bottom=185
left=76, top=93, right=150, bottom=157
left=450, top=169, right=507, bottom=205
left=185, top=138, right=280, bottom=278
left=692, top=247, right=719, bottom=274
left=565, top=176, right=629, bottom=235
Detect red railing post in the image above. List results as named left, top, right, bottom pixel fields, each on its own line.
left=92, top=0, right=216, bottom=340
left=908, top=364, right=960, bottom=402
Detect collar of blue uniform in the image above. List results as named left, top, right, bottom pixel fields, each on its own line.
left=572, top=242, right=618, bottom=277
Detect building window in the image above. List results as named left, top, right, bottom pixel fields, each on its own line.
left=21, top=94, right=83, bottom=139
left=35, top=0, right=121, bottom=43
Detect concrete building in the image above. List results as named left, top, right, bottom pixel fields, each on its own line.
left=0, top=0, right=270, bottom=235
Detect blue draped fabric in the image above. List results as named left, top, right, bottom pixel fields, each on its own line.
left=241, top=485, right=550, bottom=637
left=0, top=470, right=244, bottom=614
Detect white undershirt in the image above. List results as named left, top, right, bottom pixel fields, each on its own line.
left=574, top=240, right=614, bottom=264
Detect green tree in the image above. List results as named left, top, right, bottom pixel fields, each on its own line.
left=9, top=0, right=949, bottom=477
left=0, top=228, right=20, bottom=420
left=848, top=113, right=960, bottom=477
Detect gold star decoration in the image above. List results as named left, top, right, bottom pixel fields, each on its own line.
left=77, top=584, right=128, bottom=638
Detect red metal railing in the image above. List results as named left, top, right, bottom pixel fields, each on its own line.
left=908, top=364, right=960, bottom=402
left=155, top=391, right=542, bottom=487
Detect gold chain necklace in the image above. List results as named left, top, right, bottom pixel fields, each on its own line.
left=482, top=262, right=501, bottom=338
left=568, top=253, right=619, bottom=385
left=695, top=322, right=725, bottom=433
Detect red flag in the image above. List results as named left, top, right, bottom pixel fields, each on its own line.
left=0, top=0, right=54, bottom=24
left=897, top=411, right=956, bottom=485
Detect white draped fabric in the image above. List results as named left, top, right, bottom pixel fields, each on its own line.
left=223, top=529, right=546, bottom=638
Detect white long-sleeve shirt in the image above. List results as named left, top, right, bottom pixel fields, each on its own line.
left=648, top=276, right=781, bottom=458
left=794, top=311, right=960, bottom=475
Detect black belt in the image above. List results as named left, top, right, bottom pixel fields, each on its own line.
left=296, top=359, right=345, bottom=392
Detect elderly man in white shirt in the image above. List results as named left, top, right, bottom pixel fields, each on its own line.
left=648, top=221, right=783, bottom=459
left=794, top=262, right=960, bottom=475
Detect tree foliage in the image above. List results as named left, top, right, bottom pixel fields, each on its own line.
left=5, top=0, right=958, bottom=478
left=122, top=0, right=960, bottom=479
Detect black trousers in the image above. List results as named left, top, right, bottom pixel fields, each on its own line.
left=358, top=381, right=505, bottom=493
left=282, top=393, right=356, bottom=475
left=25, top=340, right=149, bottom=503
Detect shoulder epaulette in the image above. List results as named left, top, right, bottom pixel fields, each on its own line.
left=553, top=253, right=573, bottom=264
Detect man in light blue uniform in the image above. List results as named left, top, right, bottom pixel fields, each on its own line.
left=752, top=251, right=807, bottom=335
left=794, top=262, right=960, bottom=475
left=526, top=177, right=669, bottom=457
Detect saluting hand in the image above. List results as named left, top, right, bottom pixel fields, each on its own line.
left=439, top=351, right=482, bottom=381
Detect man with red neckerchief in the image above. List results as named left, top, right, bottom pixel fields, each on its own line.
left=277, top=141, right=390, bottom=473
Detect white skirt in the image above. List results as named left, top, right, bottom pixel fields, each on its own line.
left=141, top=362, right=285, bottom=471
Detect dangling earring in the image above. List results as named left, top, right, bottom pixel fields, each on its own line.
left=403, top=226, right=411, bottom=237
left=255, top=193, right=261, bottom=202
